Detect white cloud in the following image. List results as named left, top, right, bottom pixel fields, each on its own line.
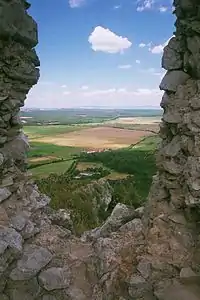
left=133, top=88, right=162, bottom=96
left=61, top=84, right=67, bottom=88
left=83, top=88, right=117, bottom=96
left=113, top=5, right=121, bottom=9
left=136, top=0, right=155, bottom=11
left=118, top=64, right=132, bottom=69
left=88, top=26, right=132, bottom=54
left=117, top=88, right=127, bottom=93
left=159, top=6, right=168, bottom=12
left=149, top=36, right=173, bottom=54
left=150, top=44, right=164, bottom=54
left=136, top=0, right=171, bottom=12
left=69, top=0, right=84, bottom=8
left=26, top=83, right=163, bottom=109
left=139, top=42, right=152, bottom=48
left=81, top=85, right=89, bottom=90
left=139, top=43, right=146, bottom=48
left=83, top=87, right=162, bottom=98
left=63, top=91, right=71, bottom=95
left=136, top=60, right=141, bottom=64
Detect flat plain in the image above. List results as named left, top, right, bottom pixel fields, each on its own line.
left=24, top=114, right=161, bottom=178
left=106, top=116, right=161, bottom=125
left=30, top=126, right=154, bottom=150
left=104, top=116, right=161, bottom=133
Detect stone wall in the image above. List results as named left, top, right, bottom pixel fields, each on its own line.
left=143, top=0, right=200, bottom=297
left=1, top=0, right=200, bottom=299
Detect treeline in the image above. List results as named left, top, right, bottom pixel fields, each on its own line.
left=80, top=148, right=157, bottom=200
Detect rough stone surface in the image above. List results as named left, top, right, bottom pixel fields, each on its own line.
left=128, top=274, right=152, bottom=298
left=161, top=281, right=200, bottom=300
left=0, top=0, right=200, bottom=299
left=159, top=70, right=190, bottom=92
left=162, top=37, right=183, bottom=70
left=46, top=207, right=73, bottom=231
left=119, top=218, right=143, bottom=234
left=11, top=214, right=27, bottom=231
left=0, top=227, right=23, bottom=254
left=180, top=267, right=200, bottom=284
left=42, top=296, right=57, bottom=300
left=95, top=203, right=137, bottom=237
left=0, top=188, right=11, bottom=203
left=38, top=267, right=71, bottom=291
left=1, top=295, right=9, bottom=300
left=9, top=244, right=53, bottom=280
left=137, top=259, right=152, bottom=279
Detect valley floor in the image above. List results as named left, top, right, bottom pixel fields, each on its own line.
left=24, top=115, right=160, bottom=233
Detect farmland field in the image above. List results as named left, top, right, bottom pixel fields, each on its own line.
left=23, top=111, right=161, bottom=178
left=23, top=110, right=161, bottom=231
left=30, top=160, right=75, bottom=178
left=30, top=126, right=155, bottom=150
left=27, top=142, right=82, bottom=177
left=105, top=116, right=161, bottom=133
left=106, top=116, right=161, bottom=125
left=27, top=142, right=81, bottom=159
left=24, top=124, right=89, bottom=140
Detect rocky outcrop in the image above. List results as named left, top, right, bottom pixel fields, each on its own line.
left=1, top=0, right=200, bottom=299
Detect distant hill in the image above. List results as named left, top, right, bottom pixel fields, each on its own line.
left=20, top=108, right=162, bottom=125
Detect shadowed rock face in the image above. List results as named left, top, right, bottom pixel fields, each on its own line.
left=1, top=0, right=200, bottom=299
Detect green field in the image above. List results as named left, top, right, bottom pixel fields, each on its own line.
left=26, top=126, right=160, bottom=179
left=24, top=125, right=87, bottom=140
left=28, top=142, right=81, bottom=159
left=30, top=160, right=75, bottom=178
left=131, top=135, right=161, bottom=151
left=27, top=142, right=82, bottom=177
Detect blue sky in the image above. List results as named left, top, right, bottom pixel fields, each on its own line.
left=27, top=0, right=175, bottom=108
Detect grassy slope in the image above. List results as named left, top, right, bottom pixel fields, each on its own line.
left=31, top=160, right=74, bottom=178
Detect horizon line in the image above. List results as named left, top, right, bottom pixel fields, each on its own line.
left=22, top=106, right=162, bottom=110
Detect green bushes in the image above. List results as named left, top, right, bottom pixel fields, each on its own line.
left=36, top=136, right=158, bottom=234
left=37, top=174, right=108, bottom=234
left=79, top=147, right=157, bottom=201
left=108, top=176, right=143, bottom=211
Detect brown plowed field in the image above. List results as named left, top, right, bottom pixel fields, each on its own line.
left=34, top=126, right=154, bottom=150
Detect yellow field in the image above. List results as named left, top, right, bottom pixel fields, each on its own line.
left=76, top=162, right=103, bottom=171
left=32, top=126, right=154, bottom=150
left=29, top=156, right=57, bottom=163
